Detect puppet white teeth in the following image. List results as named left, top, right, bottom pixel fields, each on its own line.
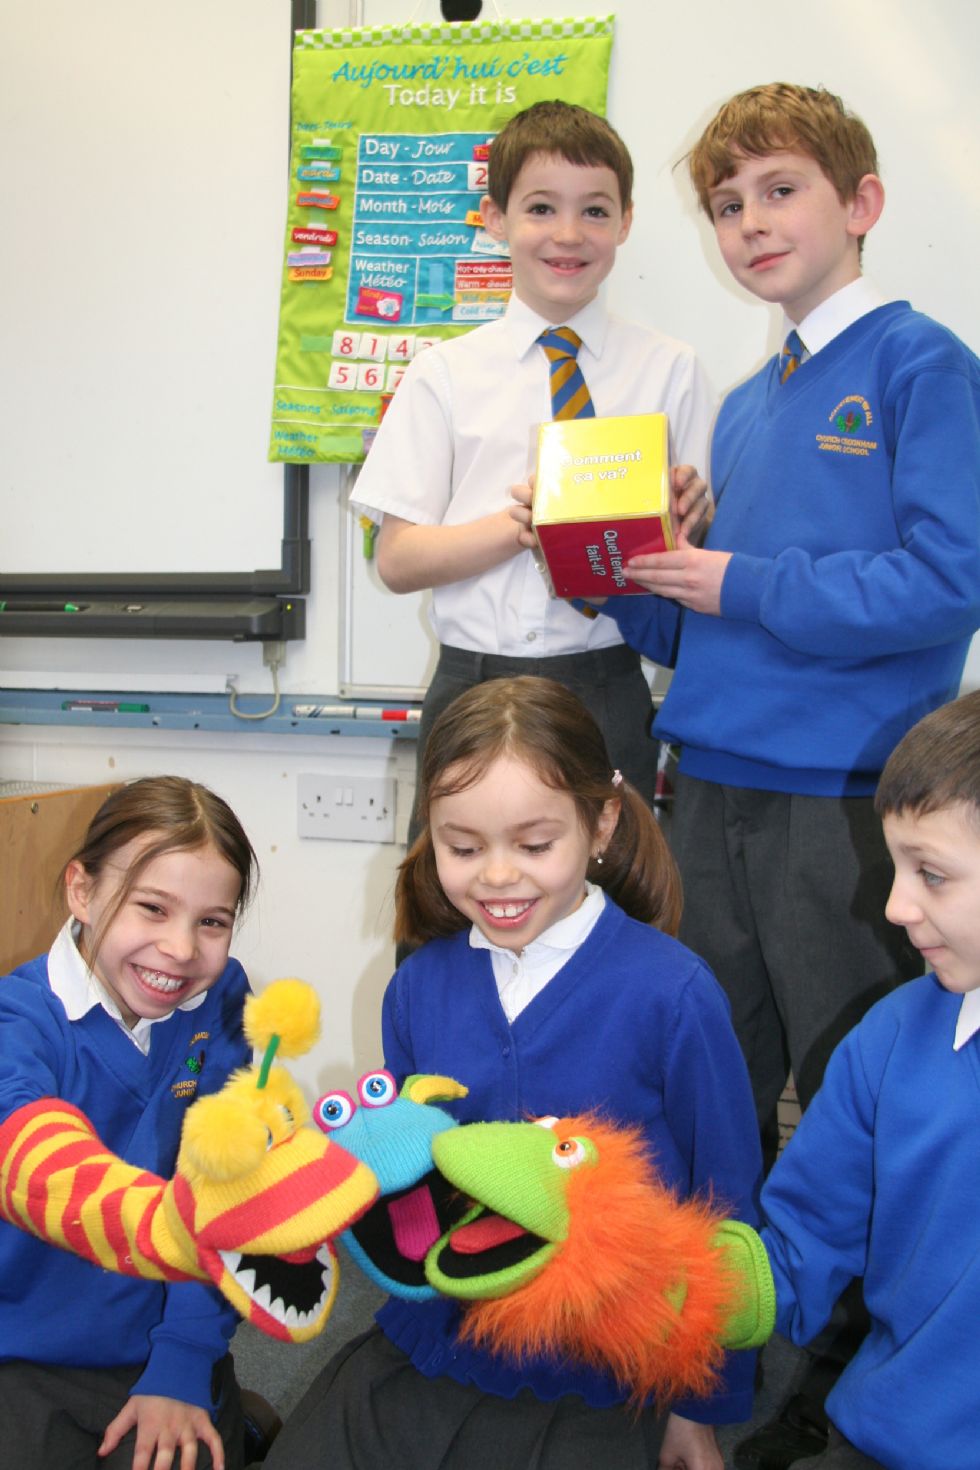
left=220, top=1247, right=333, bottom=1326
left=236, top=1266, right=257, bottom=1296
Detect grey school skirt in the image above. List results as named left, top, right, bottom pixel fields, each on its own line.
left=264, top=1326, right=668, bottom=1470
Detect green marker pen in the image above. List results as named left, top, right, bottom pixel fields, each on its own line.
left=61, top=700, right=150, bottom=713
left=0, top=601, right=88, bottom=613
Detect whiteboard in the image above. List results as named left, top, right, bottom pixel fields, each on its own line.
left=0, top=0, right=289, bottom=578
left=2, top=0, right=979, bottom=697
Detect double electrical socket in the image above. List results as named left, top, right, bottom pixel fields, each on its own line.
left=297, top=772, right=396, bottom=843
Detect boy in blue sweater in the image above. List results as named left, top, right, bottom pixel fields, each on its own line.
left=578, top=82, right=980, bottom=1465
left=758, top=687, right=980, bottom=1470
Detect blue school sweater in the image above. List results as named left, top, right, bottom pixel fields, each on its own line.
left=0, top=951, right=250, bottom=1410
left=761, top=976, right=980, bottom=1470
left=377, top=898, right=762, bottom=1423
left=604, top=303, right=980, bottom=794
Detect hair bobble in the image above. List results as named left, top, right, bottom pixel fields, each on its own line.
left=611, top=769, right=623, bottom=788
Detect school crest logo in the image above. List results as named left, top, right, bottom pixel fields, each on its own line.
left=815, top=395, right=878, bottom=458
left=171, top=1030, right=211, bottom=1100
left=835, top=405, right=865, bottom=434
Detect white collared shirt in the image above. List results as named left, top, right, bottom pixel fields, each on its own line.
left=48, top=918, right=207, bottom=1055
left=471, top=882, right=606, bottom=1022
left=351, top=293, right=714, bottom=657
left=784, top=276, right=891, bottom=361
left=953, top=988, right=980, bottom=1051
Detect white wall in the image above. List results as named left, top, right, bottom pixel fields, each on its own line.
left=0, top=713, right=416, bottom=1097
left=3, top=0, right=979, bottom=1093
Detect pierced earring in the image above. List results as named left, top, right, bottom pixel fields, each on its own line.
left=593, top=851, right=604, bottom=866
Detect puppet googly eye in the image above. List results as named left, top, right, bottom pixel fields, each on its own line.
left=552, top=1136, right=591, bottom=1170
left=313, top=1090, right=355, bottom=1132
left=358, top=1070, right=397, bottom=1108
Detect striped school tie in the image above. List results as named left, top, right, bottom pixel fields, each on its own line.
left=779, top=328, right=805, bottom=384
left=538, top=327, right=596, bottom=420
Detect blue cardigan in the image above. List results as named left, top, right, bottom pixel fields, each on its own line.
left=603, top=303, right=980, bottom=795
left=0, top=950, right=250, bottom=1410
left=378, top=897, right=762, bottom=1423
left=762, top=976, right=980, bottom=1470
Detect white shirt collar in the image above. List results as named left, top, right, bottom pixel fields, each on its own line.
left=785, top=277, right=890, bottom=358
left=471, top=883, right=606, bottom=1023
left=504, top=291, right=609, bottom=363
left=48, top=917, right=206, bottom=1054
left=953, top=988, right=980, bottom=1051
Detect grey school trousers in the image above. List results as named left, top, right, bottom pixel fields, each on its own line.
left=794, top=1425, right=886, bottom=1469
left=669, top=772, right=921, bottom=1127
left=0, top=1354, right=243, bottom=1470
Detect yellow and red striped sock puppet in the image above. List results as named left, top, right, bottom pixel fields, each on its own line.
left=0, top=980, right=378, bottom=1342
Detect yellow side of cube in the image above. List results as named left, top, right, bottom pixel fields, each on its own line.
left=533, top=413, right=669, bottom=525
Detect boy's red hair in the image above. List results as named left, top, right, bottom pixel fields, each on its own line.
left=689, top=82, right=878, bottom=215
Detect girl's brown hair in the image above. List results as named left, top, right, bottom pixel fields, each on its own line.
left=64, top=775, right=257, bottom=963
left=395, top=677, right=681, bottom=947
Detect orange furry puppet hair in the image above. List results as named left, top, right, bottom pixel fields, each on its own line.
left=454, top=1115, right=740, bottom=1407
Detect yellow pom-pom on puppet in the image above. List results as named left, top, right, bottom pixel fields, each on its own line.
left=181, top=1068, right=309, bottom=1180
left=182, top=978, right=321, bottom=1180
left=245, top=976, right=321, bottom=1062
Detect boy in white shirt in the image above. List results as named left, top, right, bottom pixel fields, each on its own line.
left=352, top=100, right=713, bottom=811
